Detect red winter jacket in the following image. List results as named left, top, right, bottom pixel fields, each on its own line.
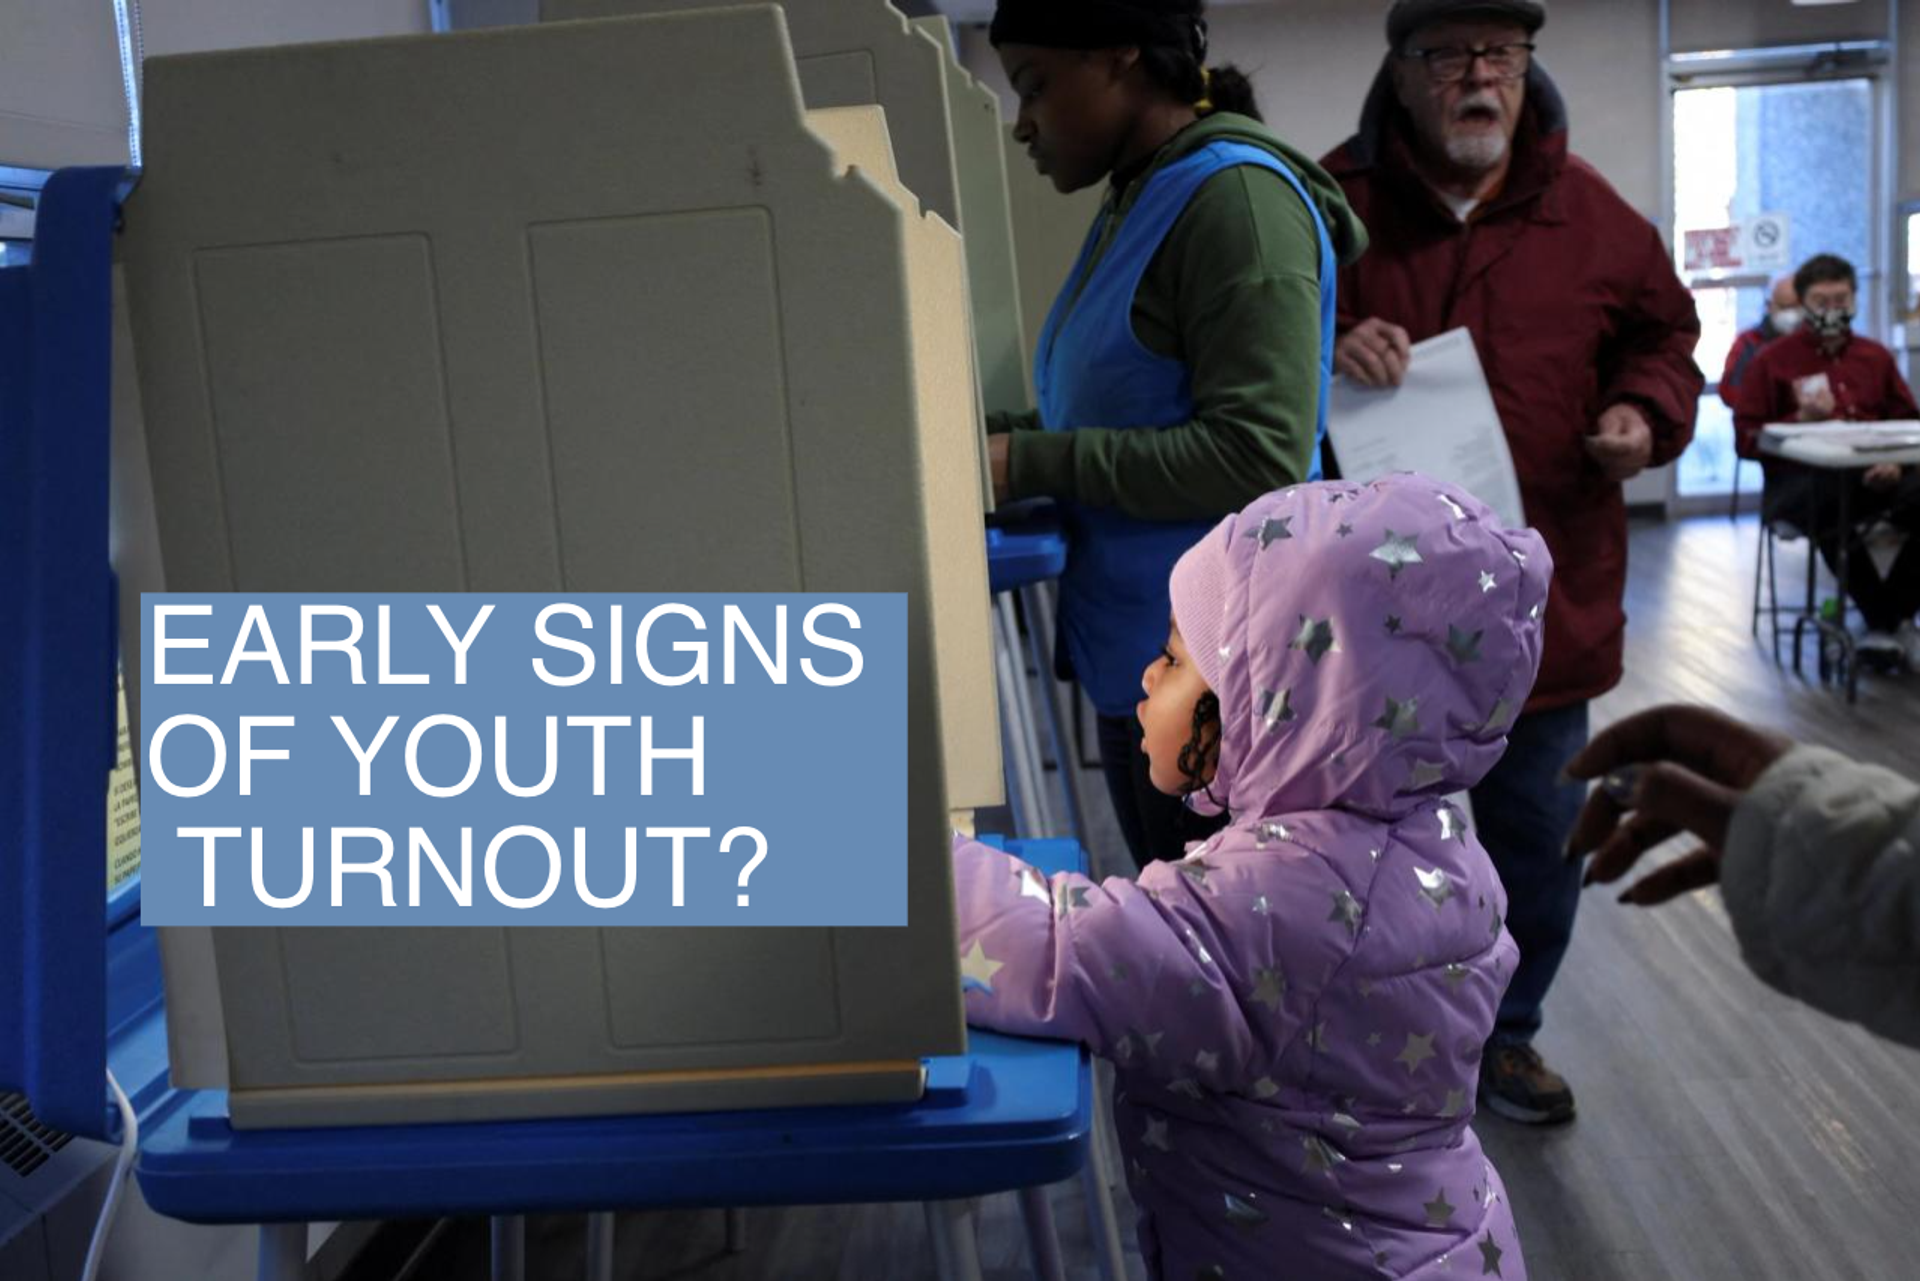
left=1321, top=64, right=1703, bottom=712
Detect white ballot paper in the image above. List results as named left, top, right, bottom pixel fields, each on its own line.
left=1328, top=328, right=1526, bottom=530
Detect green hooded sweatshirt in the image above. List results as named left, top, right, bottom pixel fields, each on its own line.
left=992, top=112, right=1369, bottom=521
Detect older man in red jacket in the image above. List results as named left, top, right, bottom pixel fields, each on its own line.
left=1324, top=0, right=1703, bottom=1126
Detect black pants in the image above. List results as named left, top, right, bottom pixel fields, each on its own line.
left=1764, top=466, right=1920, bottom=632
left=1095, top=713, right=1229, bottom=872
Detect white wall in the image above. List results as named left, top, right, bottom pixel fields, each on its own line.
left=0, top=0, right=432, bottom=169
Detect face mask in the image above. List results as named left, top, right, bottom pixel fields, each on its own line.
left=1769, top=307, right=1803, bottom=337
left=1806, top=305, right=1855, bottom=341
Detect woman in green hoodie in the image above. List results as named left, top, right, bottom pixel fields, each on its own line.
left=987, top=0, right=1368, bottom=872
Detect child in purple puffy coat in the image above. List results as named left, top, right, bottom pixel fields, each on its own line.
left=953, top=474, right=1548, bottom=1278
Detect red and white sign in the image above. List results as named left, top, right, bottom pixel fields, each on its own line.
left=1684, top=213, right=1792, bottom=275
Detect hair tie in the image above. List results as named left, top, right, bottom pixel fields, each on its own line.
left=1195, top=66, right=1215, bottom=114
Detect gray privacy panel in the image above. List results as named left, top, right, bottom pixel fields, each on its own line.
left=527, top=211, right=803, bottom=592
left=543, top=0, right=963, bottom=233
left=806, top=105, right=1001, bottom=814
left=120, top=8, right=972, bottom=1127
left=193, top=236, right=466, bottom=593
left=913, top=15, right=1030, bottom=415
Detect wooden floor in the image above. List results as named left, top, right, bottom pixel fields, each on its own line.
left=421, top=515, right=1920, bottom=1281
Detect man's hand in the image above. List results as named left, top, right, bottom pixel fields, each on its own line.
left=1334, top=318, right=1413, bottom=389
left=1864, top=462, right=1904, bottom=492
left=1564, top=704, right=1791, bottom=906
left=1795, top=382, right=1837, bottom=422
left=989, top=433, right=1012, bottom=505
left=1585, top=403, right=1655, bottom=483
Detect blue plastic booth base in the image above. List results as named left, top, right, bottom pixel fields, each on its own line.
left=986, top=527, right=1066, bottom=595
left=136, top=839, right=1090, bottom=1225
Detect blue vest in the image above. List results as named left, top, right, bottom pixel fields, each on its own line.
left=1034, top=141, right=1337, bottom=718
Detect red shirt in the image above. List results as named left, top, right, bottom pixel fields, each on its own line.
left=1719, top=324, right=1778, bottom=411
left=1733, top=328, right=1920, bottom=460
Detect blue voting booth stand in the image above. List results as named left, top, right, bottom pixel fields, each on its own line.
left=1, top=165, right=1102, bottom=1281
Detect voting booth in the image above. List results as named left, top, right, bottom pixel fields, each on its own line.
left=116, top=8, right=1000, bottom=1128
left=547, top=0, right=1031, bottom=421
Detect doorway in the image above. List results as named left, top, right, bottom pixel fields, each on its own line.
left=1669, top=66, right=1888, bottom=512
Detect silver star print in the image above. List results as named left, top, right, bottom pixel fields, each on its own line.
left=1529, top=601, right=1543, bottom=621
left=1290, top=615, right=1339, bottom=664
left=1252, top=1077, right=1280, bottom=1099
left=1197, top=1267, right=1226, bottom=1281
left=1438, top=806, right=1468, bottom=843
left=1385, top=615, right=1404, bottom=635
left=1336, top=522, right=1356, bottom=539
left=1017, top=867, right=1051, bottom=905
left=1256, top=822, right=1291, bottom=848
left=1322, top=1206, right=1356, bottom=1233
left=1169, top=1079, right=1204, bottom=1100
left=1479, top=1234, right=1504, bottom=1277
left=1329, top=889, right=1363, bottom=937
left=1425, top=1190, right=1456, bottom=1228
left=1185, top=927, right=1215, bottom=966
left=1371, top=530, right=1425, bottom=579
left=1218, top=644, right=1233, bottom=665
left=1367, top=1032, right=1383, bottom=1047
left=1481, top=699, right=1515, bottom=733
left=1510, top=548, right=1528, bottom=566
left=1444, top=962, right=1470, bottom=987
left=1142, top=1030, right=1165, bottom=1056
left=1302, top=1135, right=1344, bottom=1177
left=1195, top=1049, right=1220, bottom=1074
left=1479, top=571, right=1497, bottom=594
left=1224, top=1193, right=1269, bottom=1232
left=1408, top=759, right=1448, bottom=791
left=1252, top=968, right=1286, bottom=1011
left=1396, top=1032, right=1437, bottom=1074
left=1113, top=1034, right=1136, bottom=1063
left=1058, top=885, right=1091, bottom=917
left=1333, top=1112, right=1363, bottom=1132
left=1373, top=695, right=1421, bottom=741
left=1306, top=1022, right=1329, bottom=1052
left=1415, top=866, right=1454, bottom=909
left=1109, top=961, right=1130, bottom=982
left=1441, top=1089, right=1466, bottom=1118
left=960, top=940, right=1004, bottom=992
left=1248, top=515, right=1294, bottom=549
left=1252, top=895, right=1271, bottom=916
left=1356, top=979, right=1375, bottom=998
left=1446, top=626, right=1484, bottom=665
left=1143, top=1117, right=1171, bottom=1152
left=1256, top=686, right=1296, bottom=731
left=1438, top=493, right=1469, bottom=521
left=1189, top=979, right=1208, bottom=998
left=1179, top=860, right=1213, bottom=890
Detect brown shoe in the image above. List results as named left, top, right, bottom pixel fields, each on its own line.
left=1478, top=1043, right=1576, bottom=1125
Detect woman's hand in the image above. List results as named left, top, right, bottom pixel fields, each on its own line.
left=1563, top=704, right=1791, bottom=905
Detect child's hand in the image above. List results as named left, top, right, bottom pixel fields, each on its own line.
left=1562, top=704, right=1791, bottom=905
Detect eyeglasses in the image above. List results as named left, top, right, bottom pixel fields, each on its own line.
left=1401, top=42, right=1535, bottom=85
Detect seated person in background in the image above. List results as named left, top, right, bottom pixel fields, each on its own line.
left=951, top=475, right=1547, bottom=1279
left=1567, top=703, right=1920, bottom=1051
left=1719, top=273, right=1800, bottom=415
left=1734, top=253, right=1920, bottom=664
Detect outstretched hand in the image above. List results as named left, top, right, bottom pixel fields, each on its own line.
left=1563, top=704, right=1791, bottom=906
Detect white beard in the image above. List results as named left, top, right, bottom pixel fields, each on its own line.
left=1444, top=129, right=1510, bottom=173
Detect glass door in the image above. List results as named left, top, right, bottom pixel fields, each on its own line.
left=1670, top=75, right=1880, bottom=506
